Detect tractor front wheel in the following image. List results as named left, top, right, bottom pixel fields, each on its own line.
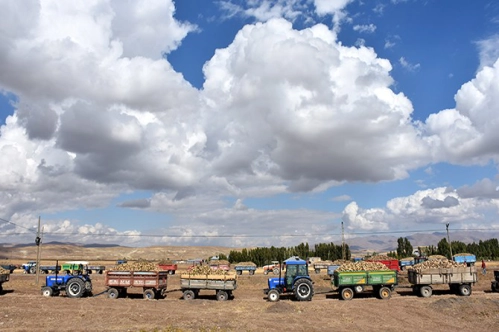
left=294, top=279, right=314, bottom=301
left=267, top=289, right=280, bottom=302
left=66, top=278, right=85, bottom=298
left=41, top=286, right=53, bottom=297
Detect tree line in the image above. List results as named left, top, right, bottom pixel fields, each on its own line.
left=388, top=237, right=499, bottom=260
left=227, top=242, right=350, bottom=266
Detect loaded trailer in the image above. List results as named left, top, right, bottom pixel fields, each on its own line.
left=234, top=264, right=256, bottom=275
left=105, top=270, right=169, bottom=300
left=332, top=270, right=398, bottom=300
left=313, top=261, right=332, bottom=274
left=181, top=273, right=237, bottom=301
left=408, top=266, right=477, bottom=297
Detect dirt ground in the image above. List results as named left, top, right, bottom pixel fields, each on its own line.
left=1, top=263, right=499, bottom=332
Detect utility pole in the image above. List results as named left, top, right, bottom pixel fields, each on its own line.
left=35, top=216, right=41, bottom=284
left=341, top=221, right=346, bottom=260
left=446, top=223, right=453, bottom=259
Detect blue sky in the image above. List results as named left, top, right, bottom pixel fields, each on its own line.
left=1, top=0, right=499, bottom=248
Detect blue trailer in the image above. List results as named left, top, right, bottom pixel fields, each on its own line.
left=453, top=254, right=476, bottom=267
left=234, top=264, right=257, bottom=275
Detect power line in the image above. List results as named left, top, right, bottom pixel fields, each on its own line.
left=0, top=217, right=37, bottom=234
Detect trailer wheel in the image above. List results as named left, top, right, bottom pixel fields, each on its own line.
left=273, top=268, right=279, bottom=275
left=378, top=287, right=391, bottom=300
left=168, top=270, right=174, bottom=275
left=143, top=289, right=155, bottom=300
left=66, top=278, right=85, bottom=298
left=40, top=270, right=46, bottom=274
left=420, top=286, right=432, bottom=298
left=267, top=289, right=280, bottom=302
left=183, top=290, right=195, bottom=300
left=107, top=288, right=119, bottom=299
left=459, top=284, right=471, bottom=296
left=341, top=287, right=354, bottom=301
left=249, top=270, right=255, bottom=275
left=98, top=270, right=103, bottom=274
left=216, top=290, right=229, bottom=301
left=41, top=286, right=53, bottom=297
left=236, top=270, right=242, bottom=275
left=294, top=278, right=313, bottom=301
left=492, top=282, right=499, bottom=292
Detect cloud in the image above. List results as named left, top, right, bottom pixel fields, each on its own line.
left=331, top=195, right=352, bottom=202
left=353, top=24, right=377, bottom=33
left=476, top=35, right=499, bottom=70
left=399, top=57, right=421, bottom=71
left=218, top=0, right=309, bottom=23
left=423, top=58, right=499, bottom=165
left=421, top=196, right=459, bottom=209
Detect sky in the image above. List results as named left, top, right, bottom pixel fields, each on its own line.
left=1, top=0, right=499, bottom=248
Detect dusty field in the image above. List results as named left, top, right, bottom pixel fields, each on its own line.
left=1, top=264, right=499, bottom=332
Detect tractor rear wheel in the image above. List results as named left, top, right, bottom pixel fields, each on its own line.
left=107, top=288, right=119, bottom=299
left=30, top=267, right=36, bottom=274
left=66, top=278, right=85, bottom=298
left=378, top=287, right=391, bottom=300
left=143, top=289, right=155, bottom=300
left=341, top=287, right=354, bottom=301
left=41, top=286, right=53, bottom=297
left=294, top=279, right=314, bottom=301
left=267, top=289, right=280, bottom=302
left=216, top=290, right=229, bottom=301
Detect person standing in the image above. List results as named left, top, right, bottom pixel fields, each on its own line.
left=482, top=259, right=486, bottom=275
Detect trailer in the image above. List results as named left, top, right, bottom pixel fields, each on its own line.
left=491, top=270, right=499, bottom=292
left=180, top=273, right=237, bottom=301
left=332, top=270, right=398, bottom=300
left=234, top=264, right=256, bottom=275
left=408, top=266, right=477, bottom=297
left=452, top=254, right=476, bottom=267
left=365, top=259, right=400, bottom=271
left=105, top=270, right=169, bottom=300
left=1, top=264, right=16, bottom=273
left=87, top=265, right=106, bottom=274
left=0, top=272, right=9, bottom=294
left=313, top=261, right=332, bottom=274
left=157, top=263, right=178, bottom=275
left=22, top=261, right=61, bottom=274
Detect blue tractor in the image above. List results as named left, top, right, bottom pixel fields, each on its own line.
left=264, top=256, right=314, bottom=302
left=41, top=262, right=92, bottom=298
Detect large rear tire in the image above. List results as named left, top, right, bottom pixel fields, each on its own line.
left=267, top=289, right=280, bottom=302
left=66, top=278, right=85, bottom=298
left=41, top=286, right=53, bottom=297
left=341, top=287, right=354, bottom=301
left=294, top=278, right=313, bottom=301
left=107, top=288, right=119, bottom=299
left=273, top=268, right=279, bottom=275
left=29, top=267, right=36, bottom=274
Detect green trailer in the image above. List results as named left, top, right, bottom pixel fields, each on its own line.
left=333, top=270, right=398, bottom=300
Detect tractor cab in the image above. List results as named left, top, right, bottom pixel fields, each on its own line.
left=265, top=256, right=314, bottom=302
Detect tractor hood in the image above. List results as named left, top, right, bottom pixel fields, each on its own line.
left=268, top=277, right=284, bottom=289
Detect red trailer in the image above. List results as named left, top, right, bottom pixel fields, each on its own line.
left=366, top=259, right=400, bottom=271
left=105, top=270, right=168, bottom=300
left=157, top=263, right=178, bottom=275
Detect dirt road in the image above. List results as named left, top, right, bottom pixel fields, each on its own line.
left=1, top=268, right=499, bottom=331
